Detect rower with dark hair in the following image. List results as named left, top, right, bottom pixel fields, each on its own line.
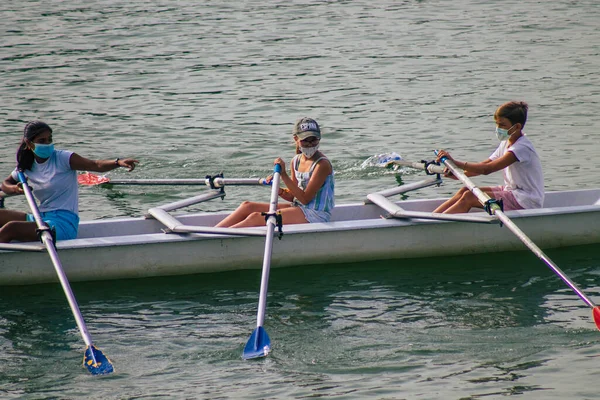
left=0, top=121, right=139, bottom=243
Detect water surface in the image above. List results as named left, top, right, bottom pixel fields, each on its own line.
left=1, top=0, right=599, bottom=398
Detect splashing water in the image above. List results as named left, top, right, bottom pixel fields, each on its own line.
left=360, top=152, right=403, bottom=169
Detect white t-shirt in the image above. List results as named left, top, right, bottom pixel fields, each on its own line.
left=12, top=150, right=78, bottom=214
left=489, top=135, right=544, bottom=209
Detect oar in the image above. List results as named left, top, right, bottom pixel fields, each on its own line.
left=77, top=172, right=268, bottom=187
left=386, top=159, right=445, bottom=175
left=242, top=164, right=282, bottom=360
left=368, top=152, right=446, bottom=175
left=435, top=152, right=600, bottom=330
left=16, top=171, right=114, bottom=374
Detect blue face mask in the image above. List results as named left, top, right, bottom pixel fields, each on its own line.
left=495, top=124, right=515, bottom=142
left=32, top=143, right=55, bottom=158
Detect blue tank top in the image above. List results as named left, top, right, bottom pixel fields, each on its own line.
left=292, top=155, right=335, bottom=213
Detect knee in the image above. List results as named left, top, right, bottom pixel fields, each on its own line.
left=2, top=221, right=18, bottom=232
left=247, top=211, right=264, bottom=221
left=0, top=222, right=17, bottom=242
left=237, top=211, right=265, bottom=227
left=460, top=191, right=480, bottom=205
left=459, top=190, right=473, bottom=201
left=239, top=201, right=258, bottom=211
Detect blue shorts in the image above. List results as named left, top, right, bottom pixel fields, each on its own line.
left=26, top=210, right=79, bottom=241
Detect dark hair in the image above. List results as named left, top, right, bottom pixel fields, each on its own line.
left=17, top=121, right=53, bottom=171
left=495, top=101, right=528, bottom=127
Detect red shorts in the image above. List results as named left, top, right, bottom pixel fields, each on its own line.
left=489, top=186, right=524, bottom=211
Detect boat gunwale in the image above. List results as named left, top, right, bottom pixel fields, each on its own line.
left=1, top=188, right=599, bottom=253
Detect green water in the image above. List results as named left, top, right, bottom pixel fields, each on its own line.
left=1, top=0, right=600, bottom=397
left=1, top=246, right=599, bottom=398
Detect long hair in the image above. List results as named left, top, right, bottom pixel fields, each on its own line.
left=17, top=121, right=53, bottom=171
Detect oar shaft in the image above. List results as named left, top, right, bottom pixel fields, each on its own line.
left=256, top=168, right=281, bottom=328
left=389, top=160, right=446, bottom=175
left=17, top=172, right=94, bottom=346
left=438, top=156, right=598, bottom=309
left=102, top=178, right=268, bottom=186
left=494, top=210, right=596, bottom=308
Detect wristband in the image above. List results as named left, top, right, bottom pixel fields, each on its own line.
left=115, top=158, right=120, bottom=167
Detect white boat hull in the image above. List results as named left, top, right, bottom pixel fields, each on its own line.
left=1, top=189, right=599, bottom=286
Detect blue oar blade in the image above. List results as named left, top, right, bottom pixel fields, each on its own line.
left=242, top=326, right=271, bottom=360
left=83, top=345, right=114, bottom=375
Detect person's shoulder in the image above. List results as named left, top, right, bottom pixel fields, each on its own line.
left=53, top=150, right=75, bottom=169
left=291, top=154, right=300, bottom=167
left=314, top=154, right=333, bottom=170
left=55, top=149, right=74, bottom=158
left=56, top=149, right=73, bottom=154
left=514, top=134, right=537, bottom=151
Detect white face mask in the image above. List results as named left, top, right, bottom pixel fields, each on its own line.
left=300, top=145, right=319, bottom=158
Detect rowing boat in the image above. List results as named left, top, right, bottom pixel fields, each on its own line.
left=1, top=170, right=599, bottom=286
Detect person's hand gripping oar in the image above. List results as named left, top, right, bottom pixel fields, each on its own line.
left=434, top=151, right=600, bottom=330
left=242, top=164, right=283, bottom=360
left=17, top=170, right=114, bottom=374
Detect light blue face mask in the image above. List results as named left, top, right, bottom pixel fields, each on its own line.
left=32, top=143, right=55, bottom=158
left=495, top=124, right=515, bottom=142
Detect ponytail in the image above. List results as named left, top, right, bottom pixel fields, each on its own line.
left=17, top=140, right=35, bottom=171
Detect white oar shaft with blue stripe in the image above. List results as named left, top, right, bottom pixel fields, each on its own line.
left=243, top=164, right=282, bottom=359
left=17, top=171, right=114, bottom=374
left=256, top=167, right=281, bottom=328
left=436, top=153, right=600, bottom=329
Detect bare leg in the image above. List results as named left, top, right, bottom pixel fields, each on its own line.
left=433, top=187, right=469, bottom=213
left=0, top=209, right=28, bottom=227
left=442, top=186, right=495, bottom=214
left=231, top=205, right=307, bottom=228
left=0, top=221, right=38, bottom=243
left=216, top=201, right=270, bottom=227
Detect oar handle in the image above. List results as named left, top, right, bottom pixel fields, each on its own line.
left=436, top=151, right=491, bottom=205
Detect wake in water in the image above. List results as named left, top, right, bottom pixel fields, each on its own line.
left=334, top=152, right=420, bottom=182
left=360, top=152, right=403, bottom=169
